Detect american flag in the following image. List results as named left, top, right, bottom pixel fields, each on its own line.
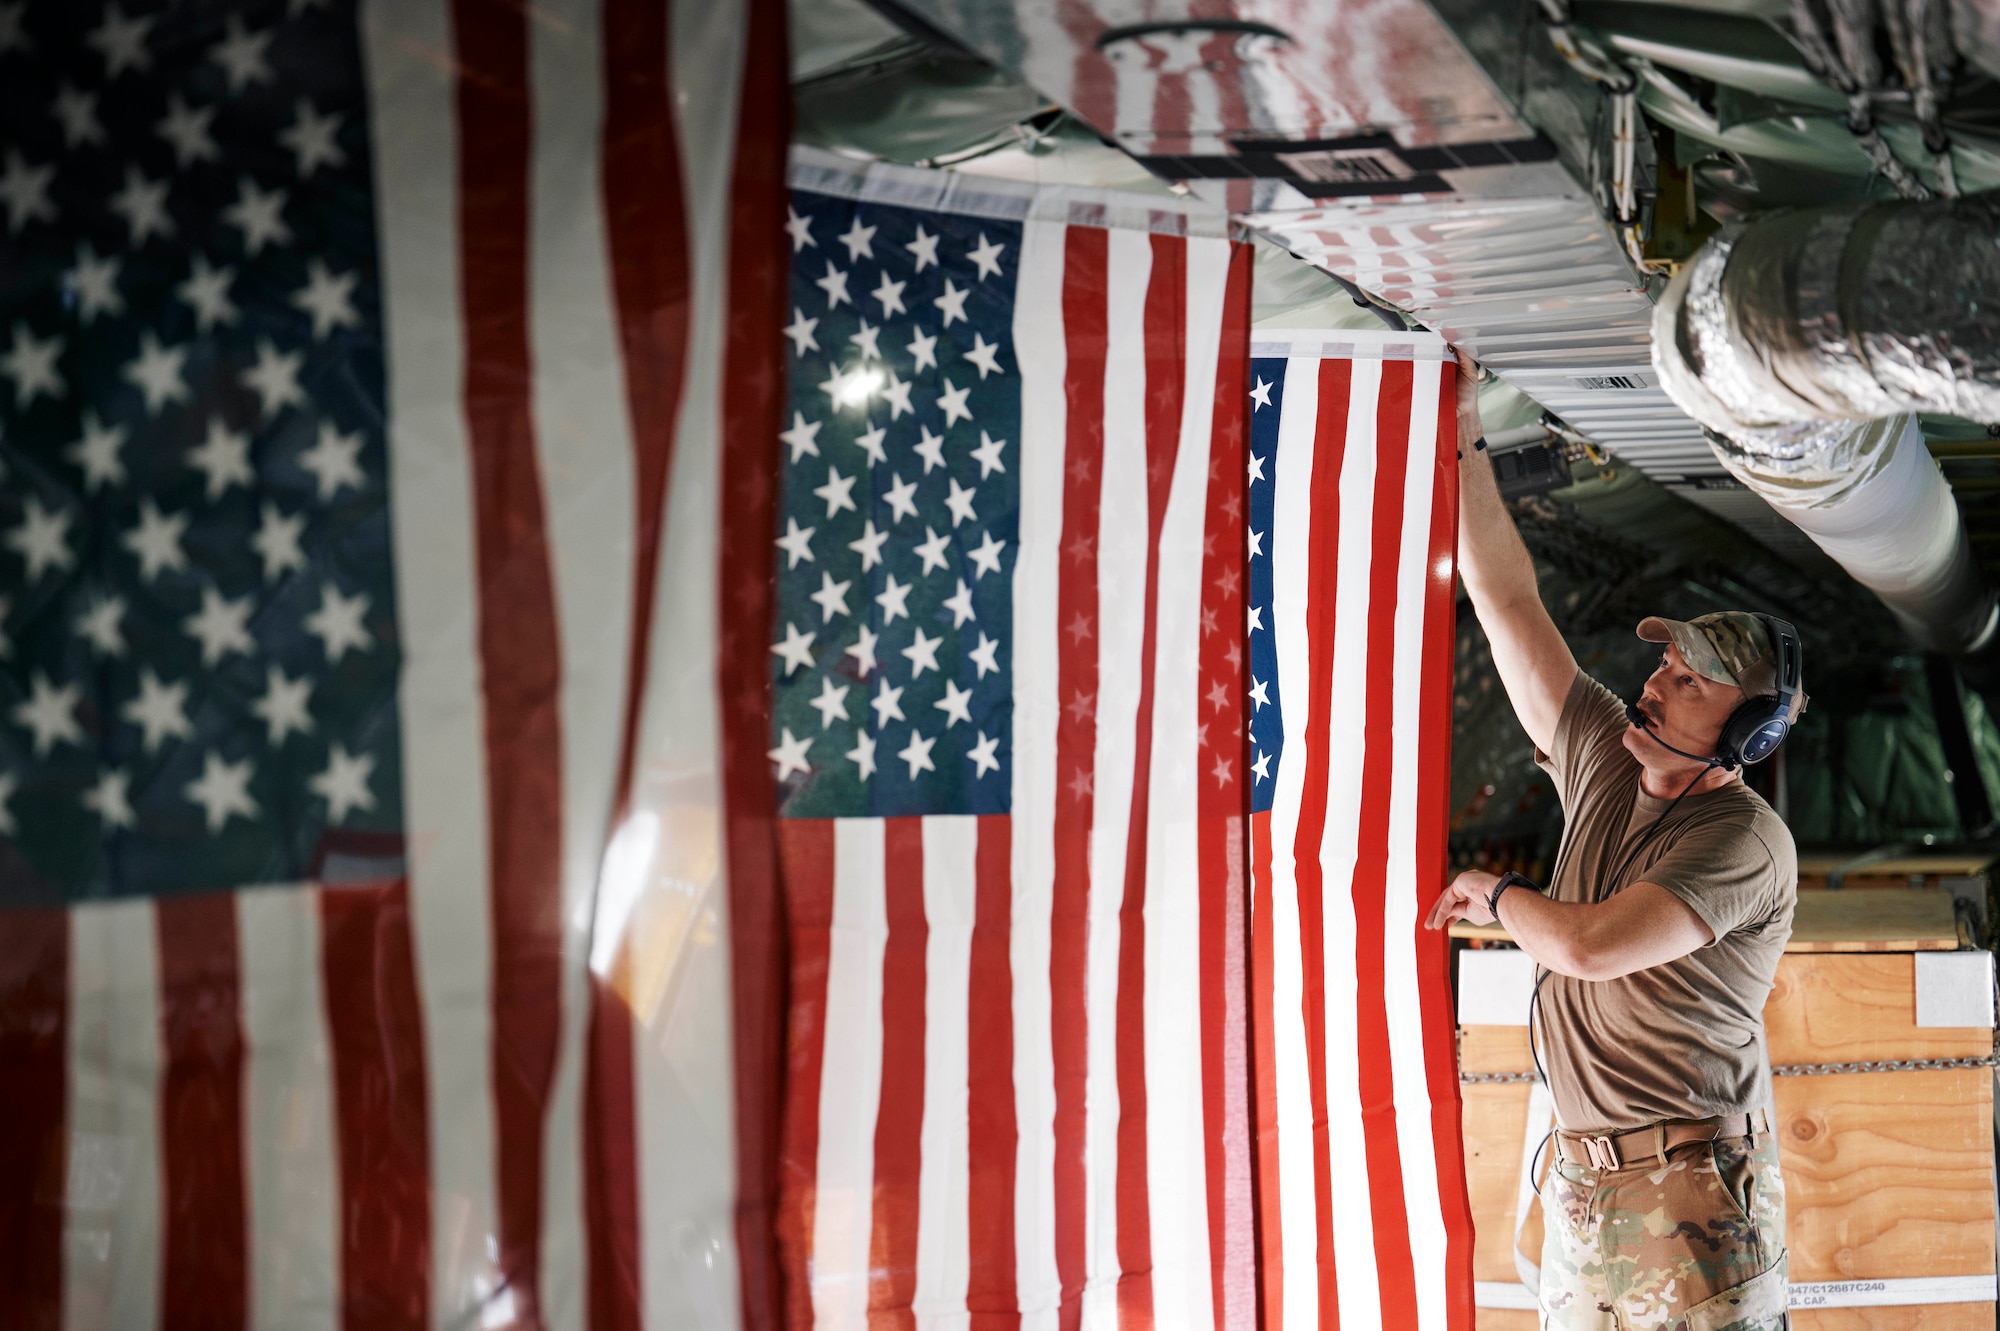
left=770, top=154, right=1257, bottom=1330
left=1245, top=329, right=1474, bottom=1328
left=0, top=0, right=791, bottom=1328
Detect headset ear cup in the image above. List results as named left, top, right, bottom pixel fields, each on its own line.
left=1721, top=697, right=1789, bottom=766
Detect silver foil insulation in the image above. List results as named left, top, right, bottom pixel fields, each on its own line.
left=1652, top=200, right=2000, bottom=658
left=1654, top=196, right=2000, bottom=447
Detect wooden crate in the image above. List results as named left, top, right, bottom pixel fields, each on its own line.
left=1796, top=853, right=1994, bottom=895
left=1460, top=906, right=1995, bottom=1327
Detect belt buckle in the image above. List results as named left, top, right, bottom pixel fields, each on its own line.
left=1584, top=1135, right=1619, bottom=1171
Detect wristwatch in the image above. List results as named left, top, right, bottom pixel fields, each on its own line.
left=1486, top=870, right=1540, bottom=921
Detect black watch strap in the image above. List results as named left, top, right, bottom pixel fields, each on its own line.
left=1487, top=870, right=1539, bottom=920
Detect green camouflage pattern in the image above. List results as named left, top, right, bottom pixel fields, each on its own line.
left=1541, top=1132, right=1789, bottom=1330
left=1637, top=612, right=1776, bottom=697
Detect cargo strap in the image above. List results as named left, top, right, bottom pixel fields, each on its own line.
left=1463, top=1051, right=2000, bottom=1084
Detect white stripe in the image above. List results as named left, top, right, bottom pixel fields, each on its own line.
left=63, top=899, right=161, bottom=1331
left=1110, top=30, right=1161, bottom=158
left=1384, top=355, right=1450, bottom=1328
left=1181, top=62, right=1226, bottom=158
left=1322, top=356, right=1383, bottom=1328
left=239, top=888, right=340, bottom=1331
left=525, top=3, right=638, bottom=1325
left=361, top=2, right=503, bottom=1320
left=812, top=820, right=890, bottom=1331
left=1144, top=236, right=1228, bottom=1331
left=1264, top=350, right=1321, bottom=1325
left=1086, top=225, right=1153, bottom=1322
left=915, top=817, right=977, bottom=1330
left=1008, top=215, right=1068, bottom=1331
left=632, top=0, right=752, bottom=1324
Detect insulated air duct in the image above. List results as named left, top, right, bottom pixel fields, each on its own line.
left=1652, top=197, right=2000, bottom=668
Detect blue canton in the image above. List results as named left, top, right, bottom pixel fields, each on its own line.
left=770, top=192, right=1021, bottom=818
left=1247, top=358, right=1285, bottom=813
left=0, top=0, right=401, bottom=904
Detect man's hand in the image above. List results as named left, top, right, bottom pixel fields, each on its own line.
left=1425, top=869, right=1500, bottom=931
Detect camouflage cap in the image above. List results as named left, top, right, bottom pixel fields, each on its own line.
left=1636, top=610, right=1778, bottom=698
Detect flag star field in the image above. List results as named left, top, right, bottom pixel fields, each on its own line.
left=771, top=192, right=1021, bottom=818
left=1247, top=359, right=1284, bottom=813
left=0, top=0, right=401, bottom=902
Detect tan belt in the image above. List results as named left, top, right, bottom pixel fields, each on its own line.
left=1555, top=1108, right=1770, bottom=1173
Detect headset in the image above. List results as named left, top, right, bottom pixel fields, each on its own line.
left=1624, top=614, right=1803, bottom=771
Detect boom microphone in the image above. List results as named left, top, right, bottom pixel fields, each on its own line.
left=1625, top=700, right=1730, bottom=769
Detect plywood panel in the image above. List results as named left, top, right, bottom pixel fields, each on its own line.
left=1775, top=1069, right=1995, bottom=1284
left=1766, top=955, right=1992, bottom=1064
left=1789, top=891, right=1960, bottom=952
left=1461, top=1025, right=1533, bottom=1075
left=1463, top=1082, right=1543, bottom=1281
left=1798, top=854, right=1994, bottom=878
left=1792, top=1306, right=1996, bottom=1330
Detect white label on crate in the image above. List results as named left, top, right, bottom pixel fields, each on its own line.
left=1914, top=951, right=1995, bottom=1027
left=1478, top=1275, right=2000, bottom=1311
left=1457, top=948, right=1536, bottom=1026
left=1789, top=1274, right=1998, bottom=1307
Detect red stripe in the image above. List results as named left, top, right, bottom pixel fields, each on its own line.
left=585, top=0, right=699, bottom=1317
left=1293, top=356, right=1352, bottom=1330
left=1196, top=0, right=1254, bottom=165
left=967, top=816, right=1019, bottom=1331
left=716, top=2, right=795, bottom=1326
left=1195, top=241, right=1251, bottom=1331
left=1414, top=365, right=1477, bottom=1326
left=452, top=3, right=567, bottom=1323
left=1112, top=231, right=1189, bottom=1326
left=869, top=820, right=928, bottom=1329
left=0, top=907, right=65, bottom=1331
left=1054, top=0, right=1117, bottom=142
left=321, top=880, right=432, bottom=1331
left=597, top=0, right=691, bottom=822
left=1050, top=224, right=1108, bottom=1331
left=1350, top=360, right=1420, bottom=1317
left=155, top=893, right=247, bottom=1331
left=1247, top=811, right=1281, bottom=1331
left=583, top=981, right=639, bottom=1331
left=776, top=821, right=836, bottom=1331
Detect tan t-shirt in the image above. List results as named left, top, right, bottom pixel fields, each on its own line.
left=1531, top=672, right=1797, bottom=1133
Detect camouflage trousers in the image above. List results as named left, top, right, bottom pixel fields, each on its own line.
left=1540, top=1130, right=1789, bottom=1331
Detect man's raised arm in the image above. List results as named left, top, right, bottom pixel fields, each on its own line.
left=1453, top=350, right=1577, bottom=756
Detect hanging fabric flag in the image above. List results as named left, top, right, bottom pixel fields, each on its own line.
left=1245, top=329, right=1475, bottom=1329
left=0, top=0, right=791, bottom=1328
left=767, top=150, right=1255, bottom=1331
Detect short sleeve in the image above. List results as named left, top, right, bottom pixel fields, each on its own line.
left=1641, top=818, right=1787, bottom=941
left=1535, top=672, right=1631, bottom=809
